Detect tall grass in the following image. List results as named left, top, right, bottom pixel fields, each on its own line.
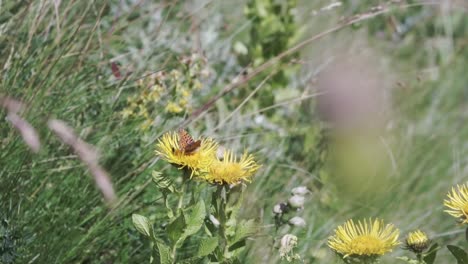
left=0, top=0, right=467, bottom=263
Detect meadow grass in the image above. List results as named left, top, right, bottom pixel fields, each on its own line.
left=0, top=1, right=467, bottom=263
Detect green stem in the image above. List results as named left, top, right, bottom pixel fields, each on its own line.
left=171, top=169, right=191, bottom=262
left=177, top=182, right=186, bottom=211
left=217, top=185, right=228, bottom=261
left=416, top=253, right=424, bottom=264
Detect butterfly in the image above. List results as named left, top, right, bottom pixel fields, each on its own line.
left=178, top=129, right=201, bottom=155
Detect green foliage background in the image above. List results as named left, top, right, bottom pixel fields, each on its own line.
left=0, top=0, right=467, bottom=263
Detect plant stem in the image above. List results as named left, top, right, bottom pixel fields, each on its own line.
left=171, top=169, right=191, bottom=262
left=217, top=185, right=228, bottom=260
left=416, top=253, right=424, bottom=263
left=177, top=168, right=191, bottom=211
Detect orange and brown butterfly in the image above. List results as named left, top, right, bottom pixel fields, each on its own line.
left=177, top=128, right=201, bottom=155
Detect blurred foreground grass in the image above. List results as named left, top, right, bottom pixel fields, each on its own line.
left=0, top=0, right=467, bottom=263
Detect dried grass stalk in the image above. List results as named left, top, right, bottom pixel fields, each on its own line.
left=48, top=119, right=117, bottom=203
left=6, top=113, right=41, bottom=153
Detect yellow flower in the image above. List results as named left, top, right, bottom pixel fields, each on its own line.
left=200, top=149, right=260, bottom=185
left=179, top=98, right=189, bottom=108
left=156, top=131, right=217, bottom=175
left=180, top=88, right=191, bottom=98
left=139, top=119, right=153, bottom=131
left=404, top=230, right=430, bottom=254
left=328, top=218, right=400, bottom=259
left=444, top=183, right=468, bottom=224
left=121, top=108, right=134, bottom=119
left=165, top=102, right=183, bottom=114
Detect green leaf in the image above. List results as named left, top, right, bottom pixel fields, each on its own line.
left=229, top=219, right=257, bottom=246
left=152, top=242, right=172, bottom=264
left=152, top=171, right=175, bottom=193
left=423, top=243, right=439, bottom=264
left=174, top=200, right=206, bottom=248
left=227, top=191, right=244, bottom=222
left=183, top=200, right=206, bottom=237
left=167, top=212, right=186, bottom=245
left=228, top=239, right=246, bottom=254
left=132, top=214, right=151, bottom=237
left=447, top=245, right=468, bottom=264
left=168, top=201, right=206, bottom=249
left=195, top=237, right=218, bottom=258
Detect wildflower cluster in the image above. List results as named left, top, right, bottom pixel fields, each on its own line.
left=273, top=186, right=309, bottom=229
left=156, top=130, right=260, bottom=184
left=325, top=179, right=468, bottom=264
left=271, top=186, right=309, bottom=261
left=121, top=54, right=209, bottom=131
left=133, top=129, right=261, bottom=263
left=149, top=127, right=468, bottom=264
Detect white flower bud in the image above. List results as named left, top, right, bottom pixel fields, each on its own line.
left=209, top=214, right=220, bottom=228
left=273, top=203, right=288, bottom=214
left=289, top=216, right=306, bottom=227
left=273, top=204, right=283, bottom=214
left=291, top=186, right=309, bottom=196
left=288, top=195, right=305, bottom=209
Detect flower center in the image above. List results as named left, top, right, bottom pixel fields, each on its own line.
left=350, top=235, right=385, bottom=255
left=208, top=163, right=244, bottom=184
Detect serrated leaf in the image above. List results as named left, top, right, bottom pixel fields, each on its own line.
left=184, top=200, right=206, bottom=236
left=152, top=171, right=175, bottom=192
left=423, top=243, right=439, bottom=264
left=174, top=200, right=206, bottom=248
left=152, top=242, right=172, bottom=264
left=229, top=219, right=257, bottom=246
left=132, top=214, right=151, bottom=237
left=448, top=245, right=468, bottom=264
left=167, top=213, right=186, bottom=245
left=227, top=192, right=244, bottom=222
left=196, top=237, right=218, bottom=258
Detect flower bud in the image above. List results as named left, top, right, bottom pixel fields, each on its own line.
left=273, top=202, right=288, bottom=214
left=289, top=216, right=306, bottom=227
left=288, top=195, right=305, bottom=209
left=291, top=186, right=309, bottom=196
left=405, top=230, right=431, bottom=254
left=209, top=214, right=220, bottom=228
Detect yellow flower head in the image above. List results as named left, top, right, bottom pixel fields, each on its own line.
left=156, top=131, right=217, bottom=175
left=444, top=183, right=468, bottom=224
left=165, top=102, right=183, bottom=114
left=328, top=218, right=400, bottom=259
left=404, top=230, right=430, bottom=254
left=200, top=149, right=260, bottom=185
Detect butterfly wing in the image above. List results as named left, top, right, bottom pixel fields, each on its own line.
left=178, top=129, right=201, bottom=154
